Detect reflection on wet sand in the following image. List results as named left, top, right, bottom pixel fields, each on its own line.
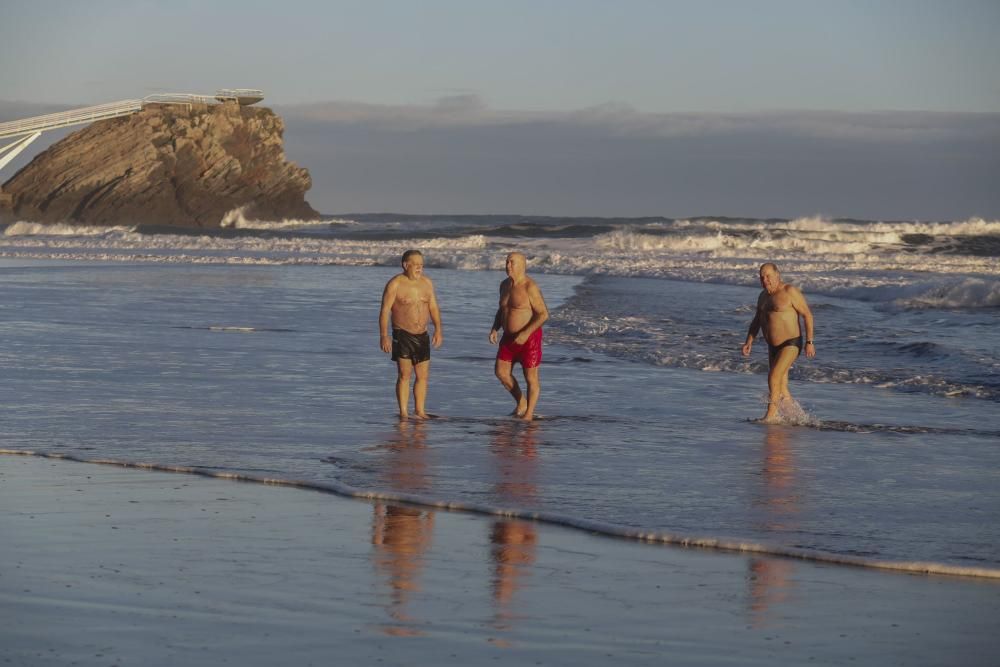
left=371, top=420, right=435, bottom=636
left=489, top=421, right=540, bottom=633
left=748, top=425, right=799, bottom=627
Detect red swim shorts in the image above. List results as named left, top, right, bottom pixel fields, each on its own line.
left=497, top=328, right=543, bottom=368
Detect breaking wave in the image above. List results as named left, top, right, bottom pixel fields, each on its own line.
left=218, top=205, right=348, bottom=230
left=892, top=278, right=1000, bottom=309
left=1, top=214, right=997, bottom=309
left=4, top=221, right=136, bottom=236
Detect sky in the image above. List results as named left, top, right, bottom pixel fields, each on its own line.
left=2, top=0, right=999, bottom=219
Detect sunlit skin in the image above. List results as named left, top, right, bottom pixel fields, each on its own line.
left=489, top=252, right=548, bottom=421
left=379, top=252, right=443, bottom=419
left=741, top=263, right=815, bottom=423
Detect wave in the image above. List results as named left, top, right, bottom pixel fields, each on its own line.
left=568, top=345, right=1000, bottom=400
left=547, top=293, right=1000, bottom=400
left=782, top=215, right=1000, bottom=237
left=892, top=278, right=1000, bottom=309
left=594, top=218, right=1000, bottom=260
left=1, top=215, right=998, bottom=309
left=4, top=221, right=136, bottom=236
left=4, top=449, right=997, bottom=580
left=1, top=241, right=997, bottom=310
left=219, top=205, right=346, bottom=230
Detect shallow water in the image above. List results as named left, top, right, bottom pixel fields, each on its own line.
left=1, top=260, right=997, bottom=573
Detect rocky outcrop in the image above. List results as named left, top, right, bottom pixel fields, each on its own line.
left=0, top=102, right=318, bottom=227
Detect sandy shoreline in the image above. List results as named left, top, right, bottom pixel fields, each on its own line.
left=2, top=454, right=999, bottom=666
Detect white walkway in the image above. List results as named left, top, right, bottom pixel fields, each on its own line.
left=0, top=90, right=263, bottom=176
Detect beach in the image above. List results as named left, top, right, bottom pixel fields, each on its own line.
left=4, top=453, right=999, bottom=666
left=1, top=216, right=998, bottom=663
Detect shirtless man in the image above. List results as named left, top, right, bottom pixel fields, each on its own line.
left=379, top=250, right=443, bottom=419
left=741, top=262, right=816, bottom=423
left=489, top=252, right=549, bottom=421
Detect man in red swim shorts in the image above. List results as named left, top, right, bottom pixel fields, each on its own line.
left=489, top=252, right=549, bottom=421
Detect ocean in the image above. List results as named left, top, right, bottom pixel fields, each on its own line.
left=1, top=213, right=998, bottom=576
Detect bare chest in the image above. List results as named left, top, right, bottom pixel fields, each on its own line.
left=395, top=282, right=429, bottom=306
left=764, top=290, right=794, bottom=314
left=500, top=284, right=531, bottom=309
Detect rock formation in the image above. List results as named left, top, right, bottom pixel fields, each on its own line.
left=0, top=102, right=319, bottom=227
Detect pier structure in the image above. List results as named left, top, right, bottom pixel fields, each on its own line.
left=0, top=89, right=264, bottom=190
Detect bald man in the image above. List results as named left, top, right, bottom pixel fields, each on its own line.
left=741, top=262, right=816, bottom=423
left=489, top=252, right=549, bottom=421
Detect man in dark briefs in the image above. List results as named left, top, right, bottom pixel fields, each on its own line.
left=741, top=262, right=816, bottom=423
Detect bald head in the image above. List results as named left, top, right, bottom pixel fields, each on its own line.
left=505, top=252, right=526, bottom=279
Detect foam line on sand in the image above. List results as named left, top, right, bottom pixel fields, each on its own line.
left=3, top=448, right=998, bottom=580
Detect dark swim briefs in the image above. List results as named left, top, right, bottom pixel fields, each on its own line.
left=768, top=336, right=803, bottom=356
left=496, top=328, right=543, bottom=369
left=391, top=328, right=431, bottom=364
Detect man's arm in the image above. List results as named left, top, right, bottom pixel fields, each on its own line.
left=379, top=278, right=398, bottom=353
left=427, top=279, right=443, bottom=348
left=790, top=286, right=815, bottom=358
left=489, top=281, right=506, bottom=344
left=741, top=292, right=765, bottom=356
left=513, top=281, right=549, bottom=345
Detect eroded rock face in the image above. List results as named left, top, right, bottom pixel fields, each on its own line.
left=1, top=102, right=319, bottom=227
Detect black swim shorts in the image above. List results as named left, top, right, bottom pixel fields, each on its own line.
left=391, top=328, right=431, bottom=364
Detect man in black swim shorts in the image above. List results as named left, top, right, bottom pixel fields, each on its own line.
left=379, top=250, right=443, bottom=419
left=741, top=263, right=816, bottom=423
left=391, top=328, right=431, bottom=365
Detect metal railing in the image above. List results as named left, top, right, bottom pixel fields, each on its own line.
left=0, top=89, right=265, bottom=140
left=142, top=93, right=218, bottom=106
left=0, top=90, right=265, bottom=182
left=0, top=99, right=143, bottom=139
left=215, top=88, right=264, bottom=100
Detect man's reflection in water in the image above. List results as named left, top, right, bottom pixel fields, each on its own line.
left=748, top=425, right=799, bottom=627
left=371, top=420, right=435, bottom=636
left=489, top=421, right=539, bottom=633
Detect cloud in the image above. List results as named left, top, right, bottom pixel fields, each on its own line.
left=279, top=97, right=1000, bottom=144
left=276, top=97, right=1000, bottom=219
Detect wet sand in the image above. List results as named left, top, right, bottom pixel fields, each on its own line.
left=2, top=454, right=998, bottom=666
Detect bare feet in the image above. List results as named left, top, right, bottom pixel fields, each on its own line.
left=413, top=412, right=430, bottom=420
left=517, top=413, right=534, bottom=422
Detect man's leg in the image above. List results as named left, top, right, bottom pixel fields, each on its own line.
left=396, top=358, right=413, bottom=419
left=495, top=359, right=527, bottom=416
left=763, top=347, right=798, bottom=422
left=413, top=360, right=430, bottom=418
left=521, top=365, right=541, bottom=421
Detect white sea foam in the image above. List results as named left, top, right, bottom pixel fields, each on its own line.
left=893, top=278, right=1000, bottom=309
left=219, top=205, right=344, bottom=230
left=1, top=216, right=998, bottom=309
left=4, top=221, right=136, bottom=236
